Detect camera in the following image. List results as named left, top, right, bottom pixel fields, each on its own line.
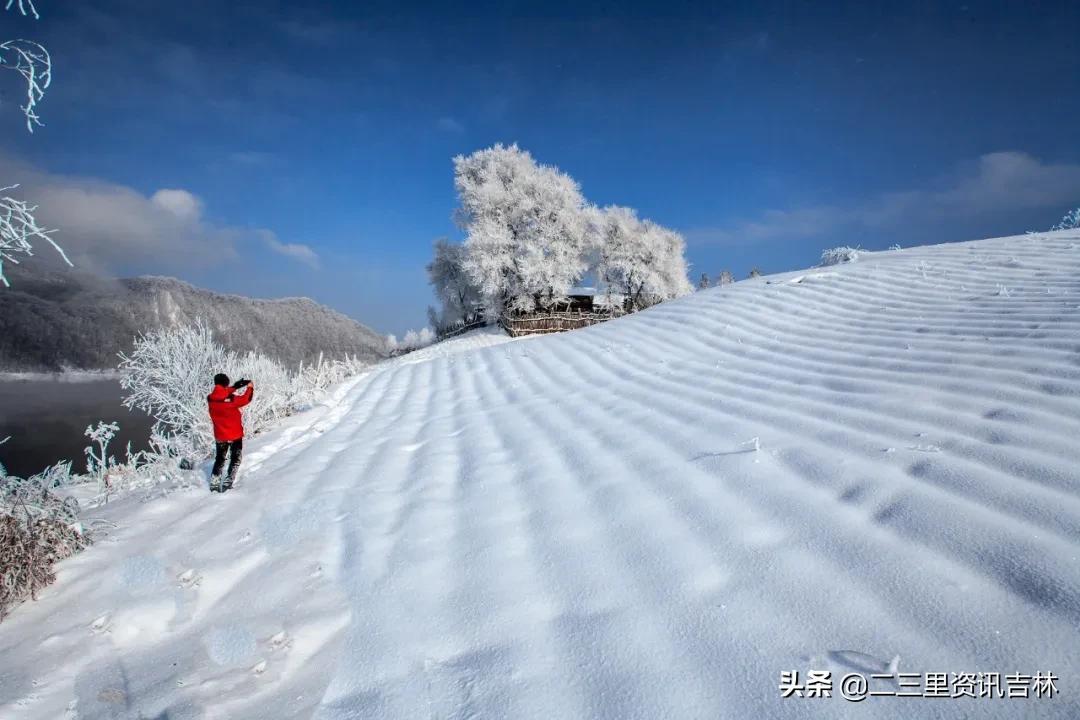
left=232, top=378, right=251, bottom=389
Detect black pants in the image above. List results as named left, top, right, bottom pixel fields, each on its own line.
left=211, top=439, right=243, bottom=481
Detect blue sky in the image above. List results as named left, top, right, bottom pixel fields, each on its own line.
left=5, top=0, right=1080, bottom=333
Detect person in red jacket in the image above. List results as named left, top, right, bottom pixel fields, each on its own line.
left=207, top=373, right=255, bottom=492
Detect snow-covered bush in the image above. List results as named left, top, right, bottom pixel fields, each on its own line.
left=83, top=420, right=122, bottom=501
left=229, top=350, right=303, bottom=432
left=1, top=460, right=89, bottom=620
left=716, top=270, right=734, bottom=286
left=388, top=327, right=436, bottom=355
left=297, top=352, right=367, bottom=402
left=119, top=319, right=369, bottom=469
left=819, top=246, right=861, bottom=266
left=455, top=144, right=595, bottom=318
left=119, top=319, right=230, bottom=461
left=1050, top=207, right=1079, bottom=231
left=119, top=321, right=296, bottom=460
left=0, top=512, right=88, bottom=620
left=83, top=421, right=118, bottom=480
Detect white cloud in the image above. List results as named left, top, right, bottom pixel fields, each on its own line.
left=0, top=155, right=317, bottom=274
left=437, top=116, right=465, bottom=134
left=151, top=188, right=202, bottom=221
left=690, top=152, right=1080, bottom=246
left=260, top=230, right=320, bottom=269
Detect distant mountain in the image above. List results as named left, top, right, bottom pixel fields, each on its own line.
left=0, top=268, right=389, bottom=372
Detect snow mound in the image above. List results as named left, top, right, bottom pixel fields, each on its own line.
left=2, top=232, right=1080, bottom=719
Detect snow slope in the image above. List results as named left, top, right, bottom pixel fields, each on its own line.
left=2, top=233, right=1080, bottom=719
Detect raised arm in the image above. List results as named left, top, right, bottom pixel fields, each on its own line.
left=232, top=383, right=254, bottom=408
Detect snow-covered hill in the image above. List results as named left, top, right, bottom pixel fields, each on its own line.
left=2, top=233, right=1080, bottom=719
left=0, top=270, right=388, bottom=372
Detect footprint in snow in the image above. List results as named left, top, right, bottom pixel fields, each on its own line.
left=804, top=650, right=902, bottom=682
left=176, top=568, right=202, bottom=589
left=268, top=630, right=292, bottom=652
left=90, top=614, right=111, bottom=634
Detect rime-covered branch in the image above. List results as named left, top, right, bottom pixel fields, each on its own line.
left=1051, top=208, right=1080, bottom=232
left=4, top=0, right=39, bottom=20
left=0, top=184, right=67, bottom=287
left=0, top=39, right=51, bottom=132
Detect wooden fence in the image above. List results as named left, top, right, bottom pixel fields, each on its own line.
left=499, top=310, right=624, bottom=337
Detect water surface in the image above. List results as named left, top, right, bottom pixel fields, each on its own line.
left=0, top=376, right=153, bottom=478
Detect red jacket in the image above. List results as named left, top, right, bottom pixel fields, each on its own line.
left=207, top=384, right=254, bottom=442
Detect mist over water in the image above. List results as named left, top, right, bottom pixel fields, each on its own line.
left=0, top=377, right=154, bottom=478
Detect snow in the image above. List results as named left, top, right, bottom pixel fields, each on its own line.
left=3, top=232, right=1080, bottom=718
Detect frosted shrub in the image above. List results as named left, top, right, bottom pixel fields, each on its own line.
left=296, top=353, right=367, bottom=407
left=0, top=513, right=88, bottom=620
left=83, top=420, right=121, bottom=501
left=229, top=350, right=300, bottom=434
left=119, top=320, right=295, bottom=459
left=1, top=463, right=89, bottom=620
left=819, top=246, right=861, bottom=266
left=388, top=328, right=436, bottom=355
left=403, top=328, right=435, bottom=351
left=1050, top=208, right=1079, bottom=231
left=120, top=319, right=370, bottom=471
left=119, top=319, right=229, bottom=461
left=29, top=458, right=71, bottom=488
left=84, top=421, right=118, bottom=478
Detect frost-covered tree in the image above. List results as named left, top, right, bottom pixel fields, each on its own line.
left=455, top=144, right=594, bottom=318
left=716, top=270, right=734, bottom=286
left=0, top=1, right=66, bottom=288
left=748, top=267, right=762, bottom=278
left=698, top=273, right=710, bottom=290
left=651, top=222, right=694, bottom=300
left=597, top=206, right=693, bottom=311
left=426, top=238, right=482, bottom=329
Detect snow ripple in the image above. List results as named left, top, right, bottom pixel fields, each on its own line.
left=1, top=233, right=1079, bottom=719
